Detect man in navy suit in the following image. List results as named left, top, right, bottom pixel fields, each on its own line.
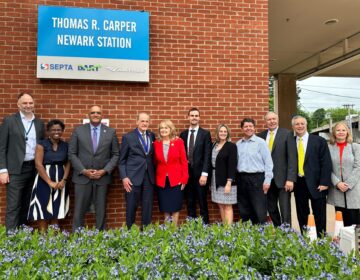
left=258, top=112, right=297, bottom=226
left=119, top=113, right=155, bottom=229
left=292, top=115, right=332, bottom=236
left=0, top=92, right=45, bottom=232
left=180, top=108, right=212, bottom=224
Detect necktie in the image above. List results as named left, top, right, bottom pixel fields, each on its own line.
left=142, top=132, right=146, bottom=143
left=188, top=129, right=195, bottom=164
left=298, top=137, right=305, bottom=176
left=268, top=130, right=274, bottom=151
left=92, top=127, right=98, bottom=153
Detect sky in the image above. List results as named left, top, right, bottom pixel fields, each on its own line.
left=297, top=77, right=360, bottom=112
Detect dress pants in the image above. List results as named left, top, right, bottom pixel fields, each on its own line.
left=125, top=172, right=153, bottom=229
left=6, top=161, right=36, bottom=232
left=185, top=165, right=209, bottom=224
left=237, top=172, right=267, bottom=224
left=267, top=180, right=291, bottom=226
left=73, top=181, right=108, bottom=231
left=294, top=176, right=326, bottom=237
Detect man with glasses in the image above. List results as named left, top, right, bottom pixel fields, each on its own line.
left=68, top=105, right=119, bottom=231
left=0, top=92, right=44, bottom=233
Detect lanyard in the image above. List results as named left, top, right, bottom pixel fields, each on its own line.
left=137, top=129, right=149, bottom=154
left=24, top=120, right=34, bottom=141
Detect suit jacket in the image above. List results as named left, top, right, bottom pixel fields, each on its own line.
left=213, top=141, right=237, bottom=187
left=296, top=134, right=332, bottom=199
left=118, top=129, right=155, bottom=186
left=0, top=112, right=45, bottom=174
left=68, top=123, right=120, bottom=185
left=258, top=128, right=297, bottom=188
left=179, top=127, right=212, bottom=180
left=153, top=138, right=188, bottom=188
left=328, top=143, right=360, bottom=209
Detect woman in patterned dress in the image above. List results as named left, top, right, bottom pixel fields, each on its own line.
left=211, top=124, right=237, bottom=225
left=28, top=119, right=70, bottom=231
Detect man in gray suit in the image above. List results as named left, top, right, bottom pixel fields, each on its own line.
left=258, top=112, right=297, bottom=226
left=0, top=92, right=45, bottom=232
left=119, top=113, right=155, bottom=229
left=68, top=105, right=119, bottom=231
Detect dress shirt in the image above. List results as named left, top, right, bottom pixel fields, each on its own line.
left=21, top=112, right=36, bottom=161
left=236, top=134, right=273, bottom=185
left=90, top=123, right=101, bottom=146
left=265, top=127, right=278, bottom=146
left=296, top=132, right=309, bottom=154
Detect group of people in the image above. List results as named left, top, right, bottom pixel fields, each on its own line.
left=0, top=92, right=359, bottom=236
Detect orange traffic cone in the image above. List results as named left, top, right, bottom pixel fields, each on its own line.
left=333, top=211, right=344, bottom=241
left=307, top=214, right=317, bottom=241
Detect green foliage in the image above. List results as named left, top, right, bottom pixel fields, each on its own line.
left=0, top=222, right=359, bottom=279
left=269, top=76, right=274, bottom=111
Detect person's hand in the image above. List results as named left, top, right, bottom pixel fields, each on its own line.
left=93, top=169, right=107, bottom=180
left=49, top=181, right=58, bottom=189
left=0, top=172, right=9, bottom=185
left=122, top=177, right=133, bottom=192
left=181, top=183, right=186, bottom=190
left=317, top=185, right=329, bottom=192
left=57, top=180, right=66, bottom=190
left=336, top=182, right=349, bottom=193
left=284, top=181, right=294, bottom=192
left=224, top=182, right=231, bottom=194
left=83, top=169, right=96, bottom=179
left=199, top=176, right=207, bottom=186
left=263, top=183, right=270, bottom=194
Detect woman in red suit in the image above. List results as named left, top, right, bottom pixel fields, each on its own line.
left=154, top=120, right=188, bottom=225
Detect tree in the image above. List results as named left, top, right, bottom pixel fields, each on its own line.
left=312, top=108, right=326, bottom=127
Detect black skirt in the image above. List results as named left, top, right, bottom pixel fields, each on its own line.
left=157, top=177, right=183, bottom=213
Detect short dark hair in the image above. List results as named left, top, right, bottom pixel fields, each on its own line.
left=17, top=92, right=34, bottom=100
left=46, top=119, right=65, bottom=131
left=188, top=107, right=200, bottom=116
left=240, top=118, right=255, bottom=128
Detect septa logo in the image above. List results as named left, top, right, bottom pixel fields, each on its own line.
left=40, top=64, right=73, bottom=71
left=40, top=64, right=49, bottom=70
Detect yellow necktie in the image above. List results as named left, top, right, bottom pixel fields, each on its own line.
left=298, top=137, right=305, bottom=176
left=268, top=131, right=274, bottom=151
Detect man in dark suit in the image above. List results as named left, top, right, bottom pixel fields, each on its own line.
left=119, top=113, right=155, bottom=229
left=180, top=108, right=212, bottom=224
left=68, top=105, right=119, bottom=231
left=292, top=115, right=332, bottom=237
left=0, top=92, right=45, bottom=232
left=258, top=112, right=297, bottom=226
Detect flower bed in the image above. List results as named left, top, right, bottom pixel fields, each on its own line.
left=0, top=221, right=359, bottom=279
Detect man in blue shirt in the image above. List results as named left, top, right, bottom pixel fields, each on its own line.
left=236, top=118, right=273, bottom=224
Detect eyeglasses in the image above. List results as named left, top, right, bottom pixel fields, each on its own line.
left=50, top=128, right=63, bottom=132
left=90, top=112, right=102, bottom=115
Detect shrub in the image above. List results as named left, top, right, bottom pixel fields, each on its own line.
left=0, top=220, right=359, bottom=279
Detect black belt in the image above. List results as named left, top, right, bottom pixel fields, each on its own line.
left=22, top=160, right=35, bottom=166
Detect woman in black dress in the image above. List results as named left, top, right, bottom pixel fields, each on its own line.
left=28, top=119, right=70, bottom=231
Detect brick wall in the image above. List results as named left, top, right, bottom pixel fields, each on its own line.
left=0, top=0, right=269, bottom=230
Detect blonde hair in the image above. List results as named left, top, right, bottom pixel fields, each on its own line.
left=215, top=123, right=231, bottom=142
left=329, top=121, right=353, bottom=144
left=158, top=120, right=177, bottom=139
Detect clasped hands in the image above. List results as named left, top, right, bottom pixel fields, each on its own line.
left=83, top=169, right=106, bottom=180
